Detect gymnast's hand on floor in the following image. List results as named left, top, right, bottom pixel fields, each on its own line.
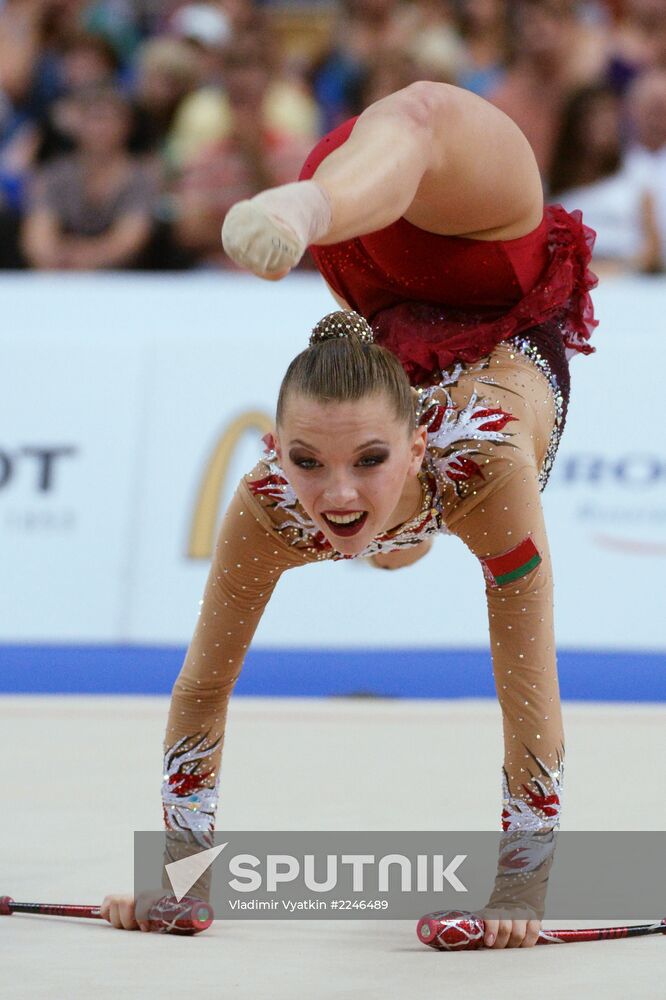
left=100, top=893, right=146, bottom=931
left=482, top=918, right=542, bottom=948
left=100, top=891, right=165, bottom=932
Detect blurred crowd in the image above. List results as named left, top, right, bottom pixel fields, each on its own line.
left=1, top=0, right=665, bottom=273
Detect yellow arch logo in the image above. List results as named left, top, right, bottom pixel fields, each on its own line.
left=188, top=410, right=273, bottom=559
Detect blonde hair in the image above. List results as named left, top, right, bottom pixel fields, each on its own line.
left=276, top=311, right=416, bottom=429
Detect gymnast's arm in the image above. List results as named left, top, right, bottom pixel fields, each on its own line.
left=101, top=474, right=319, bottom=930
left=161, top=476, right=316, bottom=849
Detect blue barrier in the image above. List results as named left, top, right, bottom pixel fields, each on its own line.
left=1, top=645, right=665, bottom=701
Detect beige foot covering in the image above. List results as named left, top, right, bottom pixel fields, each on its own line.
left=221, top=201, right=303, bottom=275
left=221, top=180, right=332, bottom=276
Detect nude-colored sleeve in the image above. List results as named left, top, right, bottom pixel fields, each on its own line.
left=161, top=477, right=312, bottom=845
left=428, top=348, right=564, bottom=919
left=433, top=346, right=565, bottom=837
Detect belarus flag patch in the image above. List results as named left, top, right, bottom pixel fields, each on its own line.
left=481, top=536, right=542, bottom=588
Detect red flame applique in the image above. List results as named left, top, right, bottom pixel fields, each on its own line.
left=474, top=408, right=517, bottom=432
left=261, top=432, right=276, bottom=454
left=168, top=770, right=215, bottom=797
left=498, top=847, right=531, bottom=870
left=521, top=788, right=561, bottom=817
left=420, top=403, right=449, bottom=433
left=248, top=474, right=288, bottom=501
left=446, top=456, right=485, bottom=483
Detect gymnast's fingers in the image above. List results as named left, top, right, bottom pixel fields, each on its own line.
left=520, top=919, right=542, bottom=947
left=487, top=918, right=514, bottom=948
left=100, top=893, right=143, bottom=931
left=483, top=917, right=498, bottom=947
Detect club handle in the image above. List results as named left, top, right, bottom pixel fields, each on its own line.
left=0, top=895, right=213, bottom=934
left=417, top=910, right=666, bottom=950
left=0, top=897, right=100, bottom=919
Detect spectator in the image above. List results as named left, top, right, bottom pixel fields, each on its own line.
left=0, top=1, right=58, bottom=110
left=34, top=32, right=121, bottom=165
left=550, top=83, right=661, bottom=272
left=169, top=21, right=318, bottom=172
left=550, top=82, right=623, bottom=195
left=624, top=68, right=666, bottom=268
left=172, top=49, right=312, bottom=267
left=489, top=0, right=604, bottom=179
left=628, top=66, right=666, bottom=153
left=21, top=84, right=157, bottom=269
left=455, top=0, right=509, bottom=97
left=385, top=0, right=466, bottom=81
left=359, top=50, right=431, bottom=109
left=310, top=0, right=400, bottom=131
left=0, top=30, right=121, bottom=236
left=131, top=36, right=203, bottom=160
left=606, top=0, right=666, bottom=93
left=2, top=0, right=662, bottom=274
left=81, top=0, right=142, bottom=63
left=625, top=0, right=666, bottom=71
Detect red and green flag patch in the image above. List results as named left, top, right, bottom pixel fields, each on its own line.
left=481, top=536, right=542, bottom=588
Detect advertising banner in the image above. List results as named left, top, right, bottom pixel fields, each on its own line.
left=0, top=273, right=664, bottom=651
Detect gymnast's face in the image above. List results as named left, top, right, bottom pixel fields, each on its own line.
left=275, top=393, right=427, bottom=556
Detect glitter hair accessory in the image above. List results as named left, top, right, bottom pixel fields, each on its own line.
left=309, top=310, right=374, bottom=347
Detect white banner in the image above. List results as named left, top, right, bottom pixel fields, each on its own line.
left=0, top=273, right=664, bottom=649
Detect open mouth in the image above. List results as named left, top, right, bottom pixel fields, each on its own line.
left=322, top=511, right=369, bottom=537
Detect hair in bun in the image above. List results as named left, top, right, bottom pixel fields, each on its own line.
left=276, top=308, right=415, bottom=429
left=309, top=310, right=374, bottom=346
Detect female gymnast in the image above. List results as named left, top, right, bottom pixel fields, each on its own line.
left=102, top=83, right=596, bottom=946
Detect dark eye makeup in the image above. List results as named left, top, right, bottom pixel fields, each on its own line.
left=357, top=452, right=389, bottom=466
left=291, top=455, right=321, bottom=469
left=288, top=450, right=389, bottom=470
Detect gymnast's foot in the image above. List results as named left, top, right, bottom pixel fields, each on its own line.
left=221, top=180, right=332, bottom=279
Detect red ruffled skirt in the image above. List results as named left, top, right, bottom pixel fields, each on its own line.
left=370, top=205, right=597, bottom=386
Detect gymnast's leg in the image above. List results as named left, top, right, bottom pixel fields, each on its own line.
left=221, top=82, right=543, bottom=277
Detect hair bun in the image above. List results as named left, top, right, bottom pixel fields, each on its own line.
left=309, top=310, right=374, bottom=347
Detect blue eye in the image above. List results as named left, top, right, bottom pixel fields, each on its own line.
left=357, top=454, right=387, bottom=467
left=294, top=458, right=320, bottom=470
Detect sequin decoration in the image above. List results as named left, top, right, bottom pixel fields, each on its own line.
left=309, top=310, right=374, bottom=345
left=511, top=331, right=567, bottom=489
left=502, top=746, right=564, bottom=833
left=162, top=732, right=222, bottom=835
left=250, top=445, right=444, bottom=559
left=497, top=829, right=557, bottom=875
left=417, top=373, right=518, bottom=498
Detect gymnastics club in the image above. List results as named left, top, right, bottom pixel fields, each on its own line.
left=416, top=910, right=666, bottom=950
left=0, top=894, right=213, bottom=935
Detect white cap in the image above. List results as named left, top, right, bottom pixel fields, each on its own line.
left=170, top=3, right=231, bottom=49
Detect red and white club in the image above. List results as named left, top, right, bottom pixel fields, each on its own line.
left=0, top=894, right=213, bottom=935
left=416, top=910, right=666, bottom=950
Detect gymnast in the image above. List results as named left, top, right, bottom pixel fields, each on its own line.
left=102, top=82, right=597, bottom=946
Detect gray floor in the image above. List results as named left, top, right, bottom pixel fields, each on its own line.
left=2, top=696, right=665, bottom=999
